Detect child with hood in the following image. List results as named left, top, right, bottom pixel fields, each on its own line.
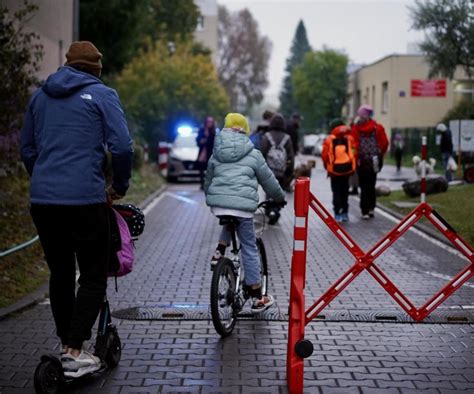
left=204, top=113, right=285, bottom=312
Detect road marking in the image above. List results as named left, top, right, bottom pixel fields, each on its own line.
left=143, top=190, right=199, bottom=216
left=374, top=206, right=470, bottom=262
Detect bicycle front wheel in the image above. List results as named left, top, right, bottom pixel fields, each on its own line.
left=210, top=258, right=237, bottom=337
left=257, top=238, right=268, bottom=296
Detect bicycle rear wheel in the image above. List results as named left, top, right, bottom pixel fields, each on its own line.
left=210, top=258, right=237, bottom=337
left=257, top=238, right=268, bottom=296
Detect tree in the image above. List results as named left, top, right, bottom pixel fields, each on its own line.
left=442, top=99, right=474, bottom=124
left=279, top=20, right=312, bottom=118
left=115, top=41, right=230, bottom=145
left=217, top=6, right=272, bottom=112
left=293, top=48, right=348, bottom=131
left=409, top=0, right=473, bottom=79
left=0, top=1, right=43, bottom=168
left=80, top=0, right=200, bottom=76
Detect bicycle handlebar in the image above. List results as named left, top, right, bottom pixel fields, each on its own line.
left=257, top=199, right=287, bottom=209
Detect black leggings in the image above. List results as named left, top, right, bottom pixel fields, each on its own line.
left=31, top=204, right=109, bottom=349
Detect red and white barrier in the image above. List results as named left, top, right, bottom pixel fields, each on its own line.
left=420, top=136, right=427, bottom=202
left=286, top=177, right=474, bottom=394
left=144, top=143, right=149, bottom=163
left=158, top=142, right=170, bottom=177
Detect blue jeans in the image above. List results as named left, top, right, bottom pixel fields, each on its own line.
left=442, top=152, right=453, bottom=182
left=219, top=217, right=261, bottom=286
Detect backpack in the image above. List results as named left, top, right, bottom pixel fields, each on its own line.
left=108, top=207, right=134, bottom=278
left=266, top=133, right=290, bottom=178
left=358, top=128, right=381, bottom=172
left=327, top=135, right=356, bottom=176
left=112, top=203, right=145, bottom=239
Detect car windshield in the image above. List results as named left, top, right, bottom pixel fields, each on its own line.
left=174, top=134, right=198, bottom=148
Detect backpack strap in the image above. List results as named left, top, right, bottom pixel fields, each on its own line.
left=278, top=134, right=290, bottom=149
left=266, top=133, right=276, bottom=146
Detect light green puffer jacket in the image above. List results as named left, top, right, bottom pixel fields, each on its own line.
left=204, top=129, right=285, bottom=212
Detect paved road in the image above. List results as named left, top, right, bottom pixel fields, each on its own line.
left=1, top=157, right=473, bottom=393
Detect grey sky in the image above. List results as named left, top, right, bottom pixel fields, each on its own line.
left=218, top=0, right=426, bottom=106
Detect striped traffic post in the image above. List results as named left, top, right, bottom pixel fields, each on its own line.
left=287, top=177, right=311, bottom=394
left=158, top=142, right=170, bottom=177
left=420, top=136, right=427, bottom=203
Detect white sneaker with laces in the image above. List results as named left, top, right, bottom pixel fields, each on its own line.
left=61, top=349, right=101, bottom=378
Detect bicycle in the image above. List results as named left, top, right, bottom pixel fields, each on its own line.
left=210, top=199, right=286, bottom=337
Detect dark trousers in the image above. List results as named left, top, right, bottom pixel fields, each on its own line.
left=358, top=169, right=377, bottom=215
left=394, top=148, right=403, bottom=171
left=30, top=204, right=109, bottom=349
left=330, top=176, right=349, bottom=215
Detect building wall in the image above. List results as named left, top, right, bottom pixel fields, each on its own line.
left=193, top=0, right=218, bottom=64
left=345, top=54, right=471, bottom=134
left=3, top=0, right=76, bottom=82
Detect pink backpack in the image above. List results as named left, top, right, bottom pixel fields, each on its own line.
left=109, top=208, right=134, bottom=277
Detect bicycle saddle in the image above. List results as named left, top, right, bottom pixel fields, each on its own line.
left=217, top=215, right=240, bottom=226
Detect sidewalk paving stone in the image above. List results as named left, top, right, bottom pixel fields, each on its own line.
left=0, top=158, right=473, bottom=392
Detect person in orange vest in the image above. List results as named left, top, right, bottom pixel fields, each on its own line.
left=321, top=123, right=357, bottom=223
left=351, top=105, right=389, bottom=219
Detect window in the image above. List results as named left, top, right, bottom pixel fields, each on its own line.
left=196, top=15, right=204, bottom=31
left=371, top=85, right=376, bottom=109
left=453, top=81, right=474, bottom=103
left=382, top=82, right=389, bottom=113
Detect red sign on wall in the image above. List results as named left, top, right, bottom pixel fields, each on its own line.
left=411, top=80, right=446, bottom=97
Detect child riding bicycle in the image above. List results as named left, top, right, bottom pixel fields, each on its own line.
left=204, top=113, right=285, bottom=312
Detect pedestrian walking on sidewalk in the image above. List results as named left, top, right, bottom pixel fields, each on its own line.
left=204, top=113, right=285, bottom=312
left=321, top=124, right=356, bottom=223
left=20, top=41, right=133, bottom=377
left=393, top=131, right=404, bottom=172
left=261, top=113, right=295, bottom=194
left=436, top=123, right=454, bottom=182
left=351, top=104, right=389, bottom=219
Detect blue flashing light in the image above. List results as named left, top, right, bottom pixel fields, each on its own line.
left=177, top=125, right=193, bottom=136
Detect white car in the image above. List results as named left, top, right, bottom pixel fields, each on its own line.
left=167, top=128, right=200, bottom=182
left=303, top=134, right=319, bottom=154
left=312, top=134, right=328, bottom=156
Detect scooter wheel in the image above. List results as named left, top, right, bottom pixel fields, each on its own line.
left=105, top=326, right=122, bottom=367
left=34, top=358, right=64, bottom=394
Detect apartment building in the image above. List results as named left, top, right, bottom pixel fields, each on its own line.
left=193, top=0, right=218, bottom=64
left=343, top=54, right=473, bottom=133
left=4, top=0, right=77, bottom=82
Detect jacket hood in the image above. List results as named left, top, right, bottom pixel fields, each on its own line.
left=42, top=66, right=101, bottom=98
left=354, top=118, right=377, bottom=133
left=213, top=129, right=254, bottom=163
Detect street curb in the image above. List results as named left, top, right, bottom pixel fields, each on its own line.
left=0, top=182, right=169, bottom=321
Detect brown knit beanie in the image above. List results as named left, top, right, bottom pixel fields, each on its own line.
left=65, top=41, right=102, bottom=70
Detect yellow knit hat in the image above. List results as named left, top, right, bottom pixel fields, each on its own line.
left=224, top=113, right=250, bottom=135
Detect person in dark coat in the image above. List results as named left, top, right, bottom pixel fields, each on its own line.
left=436, top=123, right=454, bottom=182
left=249, top=109, right=274, bottom=150
left=20, top=41, right=133, bottom=377
left=285, top=113, right=302, bottom=154
left=196, top=116, right=216, bottom=188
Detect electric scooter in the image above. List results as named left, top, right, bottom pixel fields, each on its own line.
left=33, top=297, right=121, bottom=394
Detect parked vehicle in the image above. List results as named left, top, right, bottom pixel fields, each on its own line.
left=312, top=134, right=328, bottom=156
left=167, top=126, right=200, bottom=182
left=302, top=134, right=319, bottom=154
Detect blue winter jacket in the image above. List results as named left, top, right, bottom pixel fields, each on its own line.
left=20, top=66, right=133, bottom=205
left=204, top=129, right=285, bottom=212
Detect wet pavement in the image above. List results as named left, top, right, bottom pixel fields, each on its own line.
left=0, top=156, right=473, bottom=393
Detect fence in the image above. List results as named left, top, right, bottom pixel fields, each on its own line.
left=286, top=177, right=474, bottom=393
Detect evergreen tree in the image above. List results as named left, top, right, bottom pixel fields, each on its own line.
left=279, top=20, right=311, bottom=118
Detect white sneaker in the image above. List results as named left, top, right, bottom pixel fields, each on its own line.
left=61, top=349, right=101, bottom=378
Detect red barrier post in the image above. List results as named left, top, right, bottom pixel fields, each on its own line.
left=287, top=177, right=310, bottom=394
left=158, top=142, right=170, bottom=177
left=420, top=136, right=427, bottom=203
left=144, top=143, right=149, bottom=163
